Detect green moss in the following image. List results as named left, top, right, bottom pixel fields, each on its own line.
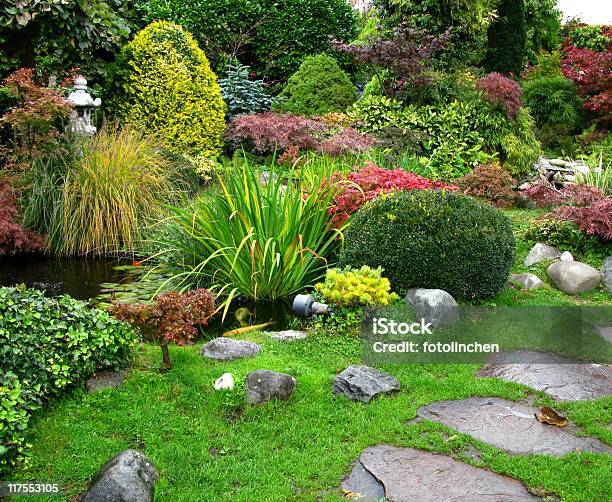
left=279, top=54, right=357, bottom=116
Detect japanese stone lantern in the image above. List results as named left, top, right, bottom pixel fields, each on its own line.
left=67, top=76, right=101, bottom=135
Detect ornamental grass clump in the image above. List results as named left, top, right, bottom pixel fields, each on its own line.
left=154, top=159, right=342, bottom=305
left=339, top=190, right=515, bottom=300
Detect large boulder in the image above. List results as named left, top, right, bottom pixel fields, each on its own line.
left=509, top=273, right=544, bottom=290
left=245, top=370, right=296, bottom=405
left=201, top=337, right=262, bottom=361
left=547, top=261, right=601, bottom=294
left=81, top=450, right=158, bottom=502
left=405, top=288, right=458, bottom=328
left=601, top=256, right=612, bottom=293
left=333, top=365, right=400, bottom=403
left=524, top=243, right=561, bottom=267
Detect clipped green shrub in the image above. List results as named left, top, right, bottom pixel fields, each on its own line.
left=279, top=54, right=357, bottom=116
left=314, top=266, right=399, bottom=308
left=107, top=21, right=226, bottom=157
left=0, top=286, right=137, bottom=473
left=522, top=75, right=582, bottom=130
left=339, top=190, right=515, bottom=300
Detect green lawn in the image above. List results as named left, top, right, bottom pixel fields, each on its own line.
left=13, top=208, right=612, bottom=501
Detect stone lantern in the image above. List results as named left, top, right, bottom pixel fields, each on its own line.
left=67, top=76, right=101, bottom=135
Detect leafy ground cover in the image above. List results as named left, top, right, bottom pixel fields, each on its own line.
left=12, top=208, right=611, bottom=501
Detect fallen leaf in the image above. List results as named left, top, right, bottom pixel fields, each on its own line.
left=342, top=489, right=363, bottom=499
left=535, top=407, right=568, bottom=427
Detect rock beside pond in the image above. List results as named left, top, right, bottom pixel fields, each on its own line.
left=201, top=337, right=262, bottom=361
left=245, top=370, right=296, bottom=405
left=601, top=256, right=612, bottom=293
left=81, top=450, right=158, bottom=502
left=524, top=243, right=561, bottom=267
left=509, top=273, right=544, bottom=290
left=333, top=365, right=400, bottom=403
left=270, top=330, right=307, bottom=342
left=405, top=288, right=458, bottom=328
left=85, top=369, right=127, bottom=393
left=547, top=261, right=601, bottom=294
left=342, top=445, right=540, bottom=501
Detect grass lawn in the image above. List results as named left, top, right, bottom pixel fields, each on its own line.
left=14, top=208, right=612, bottom=501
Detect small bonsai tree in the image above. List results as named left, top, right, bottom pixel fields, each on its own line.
left=279, top=54, right=357, bottom=116
left=111, top=289, right=215, bottom=370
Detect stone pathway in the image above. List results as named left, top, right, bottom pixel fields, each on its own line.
left=477, top=350, right=612, bottom=401
left=342, top=445, right=540, bottom=501
left=416, top=397, right=611, bottom=456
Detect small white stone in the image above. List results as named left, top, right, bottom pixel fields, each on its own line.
left=560, top=251, right=574, bottom=261
left=214, top=372, right=234, bottom=390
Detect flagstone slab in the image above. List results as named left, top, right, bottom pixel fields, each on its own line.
left=416, top=397, right=611, bottom=456
left=477, top=350, right=612, bottom=401
left=342, top=445, right=540, bottom=501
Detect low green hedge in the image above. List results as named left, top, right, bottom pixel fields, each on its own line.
left=0, top=286, right=137, bottom=473
left=339, top=190, right=516, bottom=300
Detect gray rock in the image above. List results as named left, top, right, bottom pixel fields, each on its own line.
left=86, top=369, right=127, bottom=393
left=547, top=261, right=601, bottom=294
left=560, top=251, right=574, bottom=261
left=342, top=445, right=540, bottom=501
left=405, top=288, right=458, bottom=328
left=270, top=330, right=307, bottom=342
left=601, top=256, right=612, bottom=293
left=259, top=171, right=278, bottom=186
left=524, top=243, right=561, bottom=267
left=594, top=325, right=612, bottom=343
left=245, top=370, right=296, bottom=405
left=417, top=397, right=611, bottom=456
left=509, top=273, right=544, bottom=290
left=549, top=158, right=567, bottom=167
left=477, top=350, right=612, bottom=401
left=201, top=337, right=262, bottom=361
left=333, top=365, right=400, bottom=403
left=81, top=450, right=158, bottom=502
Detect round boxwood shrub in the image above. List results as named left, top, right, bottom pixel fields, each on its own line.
left=339, top=190, right=515, bottom=300
left=107, top=21, right=226, bottom=158
left=280, top=54, right=357, bottom=116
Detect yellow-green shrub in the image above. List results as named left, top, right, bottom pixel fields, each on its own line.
left=314, top=266, right=399, bottom=308
left=108, top=21, right=226, bottom=158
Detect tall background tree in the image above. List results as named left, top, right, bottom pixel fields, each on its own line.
left=485, top=0, right=527, bottom=76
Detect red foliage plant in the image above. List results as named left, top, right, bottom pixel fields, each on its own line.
left=457, top=164, right=517, bottom=208
left=0, top=178, right=45, bottom=255
left=476, top=72, right=522, bottom=120
left=225, top=112, right=374, bottom=156
left=552, top=197, right=612, bottom=240
left=522, top=182, right=605, bottom=207
left=561, top=40, right=612, bottom=125
left=323, top=161, right=459, bottom=227
left=110, top=289, right=216, bottom=370
left=0, top=68, right=71, bottom=167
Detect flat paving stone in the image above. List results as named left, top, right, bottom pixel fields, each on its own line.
left=201, top=337, right=262, bottom=361
left=270, top=330, right=307, bottom=342
left=477, top=350, right=612, bottom=401
left=416, top=397, right=611, bottom=456
left=85, top=369, right=128, bottom=393
left=342, top=445, right=540, bottom=501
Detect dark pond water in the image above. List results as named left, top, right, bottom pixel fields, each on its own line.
left=0, top=254, right=294, bottom=331
left=0, top=255, right=128, bottom=300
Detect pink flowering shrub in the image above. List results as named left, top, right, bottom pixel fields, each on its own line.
left=323, top=162, right=459, bottom=226
left=476, top=72, right=522, bottom=120
left=225, top=112, right=374, bottom=156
